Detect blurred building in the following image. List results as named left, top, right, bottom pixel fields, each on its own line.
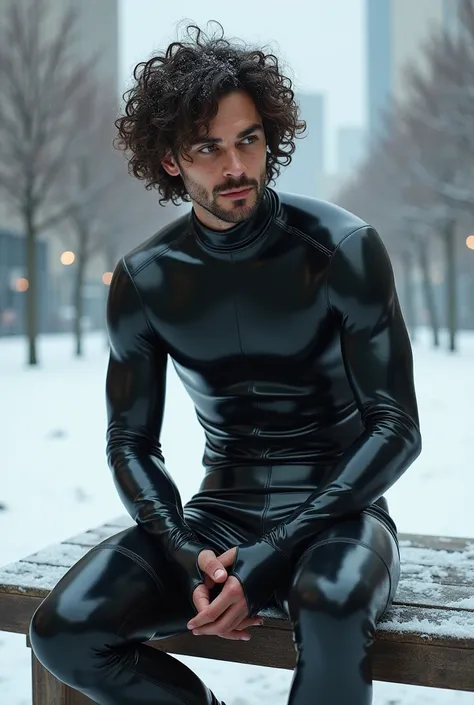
left=276, top=92, right=325, bottom=199
left=366, top=0, right=461, bottom=139
left=71, top=0, right=119, bottom=95
left=0, top=0, right=119, bottom=236
left=0, top=0, right=120, bottom=332
left=336, top=127, right=366, bottom=177
left=40, top=0, right=120, bottom=280
left=0, top=230, right=52, bottom=336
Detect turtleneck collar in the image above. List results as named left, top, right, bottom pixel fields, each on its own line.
left=191, top=187, right=277, bottom=256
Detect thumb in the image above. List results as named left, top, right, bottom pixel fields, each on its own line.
left=198, top=549, right=228, bottom=583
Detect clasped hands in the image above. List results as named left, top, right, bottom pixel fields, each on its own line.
left=187, top=547, right=263, bottom=641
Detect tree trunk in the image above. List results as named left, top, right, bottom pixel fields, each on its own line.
left=74, top=228, right=87, bottom=357
left=417, top=238, right=439, bottom=348
left=401, top=250, right=416, bottom=340
left=443, top=220, right=457, bottom=353
left=102, top=242, right=117, bottom=346
left=25, top=210, right=38, bottom=366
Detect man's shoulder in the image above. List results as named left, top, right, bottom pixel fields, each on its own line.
left=122, top=209, right=191, bottom=275
left=275, top=190, right=369, bottom=254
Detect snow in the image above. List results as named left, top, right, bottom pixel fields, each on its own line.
left=381, top=607, right=474, bottom=640
left=1, top=327, right=474, bottom=704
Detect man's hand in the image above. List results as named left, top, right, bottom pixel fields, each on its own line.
left=190, top=547, right=262, bottom=640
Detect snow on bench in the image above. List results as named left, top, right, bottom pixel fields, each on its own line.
left=1, top=516, right=474, bottom=695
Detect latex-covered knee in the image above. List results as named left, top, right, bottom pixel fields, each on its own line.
left=29, top=586, right=114, bottom=689
left=288, top=541, right=391, bottom=621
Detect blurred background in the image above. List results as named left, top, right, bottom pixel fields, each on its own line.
left=0, top=1, right=473, bottom=704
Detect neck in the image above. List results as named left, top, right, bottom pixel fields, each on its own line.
left=192, top=202, right=236, bottom=231
left=191, top=187, right=276, bottom=255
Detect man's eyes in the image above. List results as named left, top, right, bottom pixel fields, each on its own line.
left=198, top=135, right=258, bottom=154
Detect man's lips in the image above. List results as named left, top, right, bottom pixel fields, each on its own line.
left=219, top=187, right=254, bottom=198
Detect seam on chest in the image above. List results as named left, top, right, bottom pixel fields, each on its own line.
left=275, top=219, right=333, bottom=258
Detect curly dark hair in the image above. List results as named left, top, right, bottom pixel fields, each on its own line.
left=114, top=22, right=306, bottom=205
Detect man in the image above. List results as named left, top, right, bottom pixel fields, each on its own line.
left=29, top=22, right=421, bottom=705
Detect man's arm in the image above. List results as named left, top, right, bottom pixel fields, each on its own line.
left=232, top=225, right=422, bottom=614
left=106, top=258, right=213, bottom=601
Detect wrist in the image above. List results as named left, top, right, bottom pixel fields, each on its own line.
left=231, top=538, right=290, bottom=616
left=167, top=535, right=214, bottom=604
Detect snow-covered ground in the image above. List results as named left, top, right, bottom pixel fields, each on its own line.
left=0, top=329, right=473, bottom=705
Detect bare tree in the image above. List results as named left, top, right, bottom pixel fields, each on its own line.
left=335, top=121, right=419, bottom=338
left=378, top=112, right=442, bottom=347
left=0, top=0, right=93, bottom=364
left=57, top=85, right=121, bottom=356
left=335, top=108, right=442, bottom=346
left=99, top=164, right=182, bottom=275
left=400, top=0, right=474, bottom=351
left=59, top=108, right=181, bottom=356
left=339, top=0, right=474, bottom=353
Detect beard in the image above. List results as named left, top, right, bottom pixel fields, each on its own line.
left=181, top=166, right=268, bottom=225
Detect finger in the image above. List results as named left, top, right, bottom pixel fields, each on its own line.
left=234, top=617, right=263, bottom=630
left=194, top=628, right=251, bottom=641
left=203, top=574, right=214, bottom=589
left=192, top=583, right=210, bottom=613
left=198, top=550, right=228, bottom=583
left=218, top=630, right=252, bottom=641
left=222, top=606, right=253, bottom=635
left=193, top=604, right=244, bottom=636
left=217, top=547, right=237, bottom=568
left=188, top=580, right=239, bottom=628
left=196, top=622, right=252, bottom=640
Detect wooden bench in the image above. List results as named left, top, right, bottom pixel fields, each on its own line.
left=1, top=516, right=474, bottom=704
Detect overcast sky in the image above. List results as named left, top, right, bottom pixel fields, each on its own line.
left=119, top=0, right=366, bottom=170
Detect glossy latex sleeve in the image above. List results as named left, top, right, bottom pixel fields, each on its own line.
left=105, top=258, right=212, bottom=602
left=232, top=227, right=422, bottom=614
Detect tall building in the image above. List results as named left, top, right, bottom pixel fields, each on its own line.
left=366, top=0, right=392, bottom=141
left=366, top=0, right=460, bottom=139
left=72, top=0, right=119, bottom=96
left=276, top=92, right=325, bottom=199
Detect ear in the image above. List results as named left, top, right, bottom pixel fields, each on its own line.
left=161, top=152, right=181, bottom=177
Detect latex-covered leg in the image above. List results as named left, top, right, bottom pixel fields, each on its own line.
left=285, top=513, right=400, bottom=705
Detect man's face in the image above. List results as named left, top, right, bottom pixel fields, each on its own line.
left=163, top=91, right=268, bottom=229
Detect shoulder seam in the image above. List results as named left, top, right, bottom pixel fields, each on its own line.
left=128, top=224, right=192, bottom=278
left=121, top=257, right=156, bottom=340
left=330, top=224, right=370, bottom=261
left=325, top=224, right=371, bottom=316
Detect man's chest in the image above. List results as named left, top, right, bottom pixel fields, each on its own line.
left=142, top=241, right=334, bottom=363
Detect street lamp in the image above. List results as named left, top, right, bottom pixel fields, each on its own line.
left=13, top=277, right=29, bottom=292
left=60, top=251, right=75, bottom=265
left=102, top=272, right=113, bottom=285
left=466, top=235, right=474, bottom=250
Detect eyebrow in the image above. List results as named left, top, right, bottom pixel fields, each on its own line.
left=190, top=123, right=263, bottom=147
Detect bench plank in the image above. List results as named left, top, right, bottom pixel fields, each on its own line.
left=6, top=544, right=474, bottom=593
left=148, top=622, right=474, bottom=691
left=399, top=534, right=474, bottom=552
left=2, top=587, right=474, bottom=651
left=2, top=560, right=473, bottom=616
left=14, top=540, right=474, bottom=575
left=2, top=532, right=474, bottom=616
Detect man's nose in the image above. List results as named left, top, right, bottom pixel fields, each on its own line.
left=223, top=149, right=245, bottom=178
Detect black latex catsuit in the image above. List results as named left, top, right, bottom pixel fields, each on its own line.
left=29, top=188, right=421, bottom=705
